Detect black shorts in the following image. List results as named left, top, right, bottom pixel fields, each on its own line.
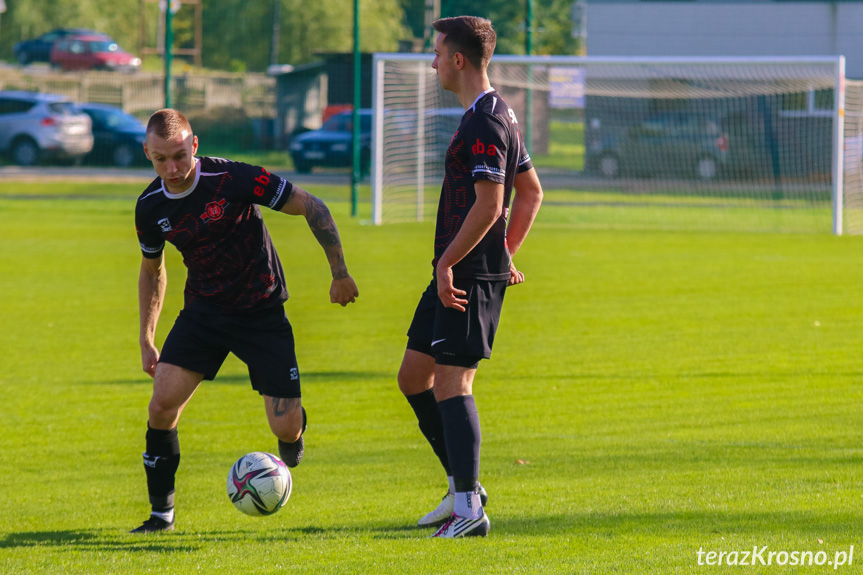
left=159, top=306, right=301, bottom=398
left=406, top=277, right=507, bottom=367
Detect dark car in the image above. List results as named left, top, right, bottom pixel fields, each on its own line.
left=77, top=103, right=147, bottom=167
left=14, top=28, right=108, bottom=66
left=51, top=35, right=142, bottom=72
left=385, top=106, right=463, bottom=146
left=587, top=112, right=729, bottom=180
left=289, top=110, right=372, bottom=173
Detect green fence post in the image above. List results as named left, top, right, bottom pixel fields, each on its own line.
left=351, top=0, right=361, bottom=217
left=165, top=2, right=174, bottom=109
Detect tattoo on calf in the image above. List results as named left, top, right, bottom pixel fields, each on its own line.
left=271, top=397, right=300, bottom=417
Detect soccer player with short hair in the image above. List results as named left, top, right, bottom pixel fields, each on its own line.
left=131, top=108, right=358, bottom=533
left=397, top=16, right=544, bottom=538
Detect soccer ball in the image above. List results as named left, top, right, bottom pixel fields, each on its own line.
left=227, top=452, right=292, bottom=516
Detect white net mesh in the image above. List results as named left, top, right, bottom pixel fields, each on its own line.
left=843, top=79, right=863, bottom=234
left=373, top=55, right=855, bottom=234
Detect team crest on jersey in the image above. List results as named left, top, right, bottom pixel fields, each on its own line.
left=158, top=218, right=172, bottom=232
left=201, top=199, right=227, bottom=223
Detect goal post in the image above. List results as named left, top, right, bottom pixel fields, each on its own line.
left=833, top=56, right=846, bottom=235
left=372, top=54, right=858, bottom=234
left=371, top=53, right=462, bottom=226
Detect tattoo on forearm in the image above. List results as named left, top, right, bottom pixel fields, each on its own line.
left=303, top=194, right=349, bottom=279
left=303, top=194, right=339, bottom=247
left=271, top=397, right=300, bottom=417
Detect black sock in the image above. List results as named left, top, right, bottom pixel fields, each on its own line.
left=438, top=395, right=481, bottom=493
left=143, top=425, right=180, bottom=512
left=406, top=389, right=451, bottom=475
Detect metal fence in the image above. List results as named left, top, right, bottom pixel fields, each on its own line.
left=0, top=67, right=274, bottom=116
left=0, top=66, right=277, bottom=154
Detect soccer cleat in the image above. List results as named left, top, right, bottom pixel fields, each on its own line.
left=417, top=484, right=488, bottom=527
left=278, top=407, right=307, bottom=468
left=130, top=515, right=175, bottom=534
left=431, top=512, right=490, bottom=538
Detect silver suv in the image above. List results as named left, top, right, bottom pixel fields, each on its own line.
left=0, top=91, right=93, bottom=166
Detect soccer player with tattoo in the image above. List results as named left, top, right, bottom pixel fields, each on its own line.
left=131, top=108, right=358, bottom=533
left=397, top=16, right=544, bottom=538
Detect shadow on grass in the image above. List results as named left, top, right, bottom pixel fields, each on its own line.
left=0, top=527, right=335, bottom=550
left=0, top=529, right=194, bottom=552
left=2, top=510, right=857, bottom=547
left=97, top=370, right=391, bottom=386
left=362, top=509, right=863, bottom=540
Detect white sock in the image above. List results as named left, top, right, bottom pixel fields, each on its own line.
left=447, top=476, right=455, bottom=494
left=152, top=508, right=174, bottom=523
left=453, top=490, right=483, bottom=519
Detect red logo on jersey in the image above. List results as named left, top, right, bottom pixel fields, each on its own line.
left=471, top=139, right=500, bottom=158
left=201, top=199, right=227, bottom=223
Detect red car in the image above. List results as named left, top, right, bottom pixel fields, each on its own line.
left=50, top=34, right=142, bottom=72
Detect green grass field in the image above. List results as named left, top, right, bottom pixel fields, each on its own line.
left=2, top=180, right=863, bottom=574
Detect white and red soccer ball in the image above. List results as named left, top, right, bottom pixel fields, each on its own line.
left=227, top=452, right=292, bottom=516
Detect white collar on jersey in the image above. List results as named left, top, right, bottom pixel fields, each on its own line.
left=162, top=157, right=201, bottom=199
left=468, top=87, right=496, bottom=112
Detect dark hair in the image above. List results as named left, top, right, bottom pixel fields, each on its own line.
left=432, top=16, right=496, bottom=70
left=147, top=108, right=192, bottom=140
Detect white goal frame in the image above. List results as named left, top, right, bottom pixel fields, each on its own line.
left=371, top=54, right=847, bottom=234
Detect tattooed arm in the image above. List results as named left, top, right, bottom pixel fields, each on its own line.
left=280, top=185, right=359, bottom=306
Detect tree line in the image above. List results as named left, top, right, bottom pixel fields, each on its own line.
left=0, top=0, right=577, bottom=72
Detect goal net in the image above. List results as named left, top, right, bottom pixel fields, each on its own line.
left=371, top=54, right=859, bottom=234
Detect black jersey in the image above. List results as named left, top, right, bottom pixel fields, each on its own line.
left=433, top=88, right=533, bottom=281
left=135, top=156, right=293, bottom=314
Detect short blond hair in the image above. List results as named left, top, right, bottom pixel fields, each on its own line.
left=146, top=108, right=192, bottom=140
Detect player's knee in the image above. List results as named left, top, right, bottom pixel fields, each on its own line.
left=398, top=367, right=430, bottom=396
left=397, top=365, right=415, bottom=395
left=398, top=353, right=434, bottom=396
left=148, top=398, right=180, bottom=428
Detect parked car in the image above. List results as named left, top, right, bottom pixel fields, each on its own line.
left=14, top=28, right=109, bottom=66
left=385, top=107, right=463, bottom=144
left=0, top=91, right=93, bottom=166
left=289, top=110, right=372, bottom=173
left=587, top=112, right=729, bottom=180
left=51, top=35, right=141, bottom=72
left=77, top=103, right=147, bottom=167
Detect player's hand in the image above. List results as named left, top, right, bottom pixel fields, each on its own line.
left=508, top=262, right=525, bottom=286
left=141, top=343, right=160, bottom=378
left=330, top=275, right=359, bottom=306
left=437, top=265, right=468, bottom=312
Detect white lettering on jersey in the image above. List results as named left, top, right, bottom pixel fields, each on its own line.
left=508, top=109, right=519, bottom=124
left=268, top=179, right=287, bottom=209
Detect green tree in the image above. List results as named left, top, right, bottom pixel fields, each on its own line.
left=0, top=0, right=408, bottom=72
left=533, top=0, right=578, bottom=55
left=441, top=0, right=577, bottom=56
left=199, top=0, right=273, bottom=71
left=398, top=0, right=425, bottom=41
left=201, top=0, right=409, bottom=71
